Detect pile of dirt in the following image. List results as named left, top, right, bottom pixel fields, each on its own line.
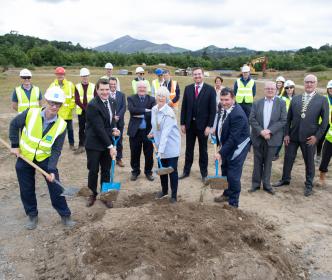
left=36, top=199, right=307, bottom=280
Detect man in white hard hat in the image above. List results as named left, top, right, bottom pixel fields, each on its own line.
left=74, top=68, right=95, bottom=154
left=132, top=66, right=151, bottom=95
left=12, top=69, right=42, bottom=113
left=9, top=87, right=75, bottom=230
left=105, top=62, right=120, bottom=91
left=233, top=65, right=256, bottom=119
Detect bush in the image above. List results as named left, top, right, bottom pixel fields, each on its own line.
left=308, top=64, right=328, bottom=72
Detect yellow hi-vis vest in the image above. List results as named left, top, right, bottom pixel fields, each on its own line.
left=16, top=86, right=41, bottom=113
left=278, top=87, right=285, bottom=97
left=319, top=95, right=332, bottom=125
left=75, top=82, right=95, bottom=115
left=281, top=96, right=292, bottom=111
left=168, top=80, right=178, bottom=108
left=49, top=79, right=75, bottom=120
left=132, top=79, right=151, bottom=95
left=152, top=79, right=163, bottom=97
left=325, top=96, right=332, bottom=143
left=235, top=78, right=255, bottom=104
left=19, top=108, right=67, bottom=162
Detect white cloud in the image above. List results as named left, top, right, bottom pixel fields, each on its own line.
left=0, top=0, right=331, bottom=51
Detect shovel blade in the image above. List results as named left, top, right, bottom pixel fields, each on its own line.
left=155, top=167, right=174, bottom=176
left=205, top=176, right=228, bottom=189
left=60, top=187, right=81, bottom=197
left=101, top=182, right=121, bottom=193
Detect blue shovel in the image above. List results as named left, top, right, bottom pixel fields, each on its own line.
left=205, top=135, right=228, bottom=189
left=100, top=136, right=121, bottom=202
left=149, top=138, right=174, bottom=175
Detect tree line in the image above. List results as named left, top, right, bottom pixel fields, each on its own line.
left=0, top=33, right=331, bottom=71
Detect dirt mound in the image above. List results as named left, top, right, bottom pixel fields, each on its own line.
left=37, top=202, right=307, bottom=280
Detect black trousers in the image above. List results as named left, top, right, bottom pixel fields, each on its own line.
left=129, top=129, right=153, bottom=176
left=78, top=111, right=86, bottom=147
left=239, top=103, right=252, bottom=119
left=65, top=119, right=74, bottom=145
left=160, top=157, right=179, bottom=199
left=319, top=140, right=332, bottom=172
left=282, top=141, right=316, bottom=188
left=317, top=125, right=329, bottom=156
left=86, top=148, right=112, bottom=196
left=183, top=120, right=208, bottom=177
left=116, top=125, right=124, bottom=161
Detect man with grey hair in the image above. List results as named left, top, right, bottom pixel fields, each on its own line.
left=249, top=81, right=287, bottom=195
left=273, top=74, right=329, bottom=196
left=127, top=81, right=156, bottom=181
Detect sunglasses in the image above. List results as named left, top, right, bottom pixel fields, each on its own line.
left=138, top=73, right=144, bottom=75
left=21, top=76, right=31, bottom=80
left=48, top=101, right=62, bottom=108
left=285, top=87, right=294, bottom=90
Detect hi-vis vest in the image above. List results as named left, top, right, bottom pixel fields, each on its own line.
left=281, top=96, right=292, bottom=111
left=49, top=79, right=75, bottom=120
left=235, top=78, right=255, bottom=104
left=168, top=80, right=178, bottom=108
left=75, top=82, right=95, bottom=115
left=152, top=79, right=163, bottom=97
left=132, top=79, right=151, bottom=95
left=278, top=87, right=285, bottom=97
left=19, top=108, right=67, bottom=162
left=16, top=86, right=41, bottom=113
left=319, top=95, right=332, bottom=125
left=324, top=95, right=332, bottom=143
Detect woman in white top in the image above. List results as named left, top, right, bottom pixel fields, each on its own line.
left=148, top=86, right=181, bottom=203
left=214, top=76, right=224, bottom=111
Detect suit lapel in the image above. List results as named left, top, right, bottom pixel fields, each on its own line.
left=97, top=97, right=110, bottom=119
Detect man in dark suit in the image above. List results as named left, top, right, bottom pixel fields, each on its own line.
left=214, top=88, right=250, bottom=208
left=249, top=81, right=287, bottom=195
left=273, top=74, right=329, bottom=196
left=180, top=67, right=216, bottom=182
left=109, top=77, right=126, bottom=167
left=85, top=78, right=119, bottom=208
left=127, top=80, right=156, bottom=181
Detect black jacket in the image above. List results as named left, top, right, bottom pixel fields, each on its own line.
left=112, top=90, right=126, bottom=128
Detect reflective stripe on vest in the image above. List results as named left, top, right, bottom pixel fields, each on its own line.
left=16, top=86, right=40, bottom=113
left=75, top=83, right=95, bottom=115
left=235, top=78, right=255, bottom=104
left=169, top=80, right=178, bottom=107
left=19, top=108, right=67, bottom=162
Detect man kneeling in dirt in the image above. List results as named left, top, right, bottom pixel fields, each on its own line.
left=9, top=87, right=75, bottom=230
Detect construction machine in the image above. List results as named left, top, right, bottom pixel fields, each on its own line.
left=248, top=56, right=268, bottom=77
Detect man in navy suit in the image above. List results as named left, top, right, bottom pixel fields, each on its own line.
left=109, top=77, right=126, bottom=167
left=180, top=67, right=216, bottom=182
left=214, top=87, right=250, bottom=208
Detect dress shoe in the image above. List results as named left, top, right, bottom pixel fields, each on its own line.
left=272, top=180, right=290, bottom=188
left=179, top=173, right=189, bottom=180
left=146, top=174, right=154, bottom=181
left=61, top=216, right=76, bottom=228
left=130, top=174, right=138, bottom=181
left=25, top=216, right=38, bottom=230
left=248, top=187, right=260, bottom=193
left=102, top=200, right=114, bottom=208
left=86, top=195, right=96, bottom=207
left=214, top=195, right=229, bottom=203
left=304, top=188, right=313, bottom=197
left=263, top=188, right=275, bottom=195
left=169, top=197, right=177, bottom=204
left=116, top=159, right=125, bottom=167
left=155, top=191, right=168, bottom=199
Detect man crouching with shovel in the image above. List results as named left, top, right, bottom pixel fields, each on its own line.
left=9, top=87, right=75, bottom=230
left=148, top=86, right=181, bottom=203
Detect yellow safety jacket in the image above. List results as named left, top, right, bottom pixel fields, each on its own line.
left=235, top=78, right=255, bottom=104
left=132, top=79, right=151, bottom=95
left=278, top=87, right=285, bottom=97
left=168, top=80, right=179, bottom=108
left=16, top=86, right=41, bottom=113
left=19, top=108, right=67, bottom=162
left=324, top=95, right=332, bottom=143
left=319, top=95, right=332, bottom=125
left=281, top=96, right=292, bottom=111
left=49, top=79, right=75, bottom=120
left=152, top=79, right=163, bottom=96
left=75, top=82, right=95, bottom=115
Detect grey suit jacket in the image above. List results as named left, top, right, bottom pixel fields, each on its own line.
left=285, top=93, right=329, bottom=142
left=249, top=97, right=287, bottom=147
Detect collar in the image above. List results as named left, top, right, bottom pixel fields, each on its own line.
left=195, top=82, right=204, bottom=88
left=21, top=84, right=32, bottom=91
left=110, top=91, right=117, bottom=96
left=157, top=104, right=167, bottom=112
left=264, top=96, right=275, bottom=101
left=41, top=108, right=58, bottom=123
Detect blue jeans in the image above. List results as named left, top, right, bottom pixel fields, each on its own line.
left=15, top=158, right=71, bottom=217
left=160, top=157, right=178, bottom=199
left=221, top=143, right=250, bottom=207
left=65, top=119, right=74, bottom=145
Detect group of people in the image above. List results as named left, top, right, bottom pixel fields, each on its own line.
left=8, top=63, right=332, bottom=230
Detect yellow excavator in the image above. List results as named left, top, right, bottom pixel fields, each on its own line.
left=248, top=56, right=268, bottom=77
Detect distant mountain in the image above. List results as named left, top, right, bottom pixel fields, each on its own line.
left=191, top=45, right=257, bottom=58
left=94, top=35, right=188, bottom=54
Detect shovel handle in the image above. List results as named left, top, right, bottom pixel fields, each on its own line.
left=0, top=137, right=50, bottom=178
left=149, top=139, right=164, bottom=169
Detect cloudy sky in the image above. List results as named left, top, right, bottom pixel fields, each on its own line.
left=0, top=0, right=331, bottom=51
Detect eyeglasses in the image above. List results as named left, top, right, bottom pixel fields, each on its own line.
left=21, top=76, right=31, bottom=80
left=285, top=87, right=294, bottom=90
left=48, top=101, right=62, bottom=108
left=138, top=73, right=144, bottom=75
left=305, top=81, right=316, bottom=84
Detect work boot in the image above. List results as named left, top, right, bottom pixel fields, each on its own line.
left=61, top=216, right=76, bottom=228
left=74, top=146, right=85, bottom=154
left=25, top=216, right=38, bottom=230
left=316, top=172, right=327, bottom=187
left=86, top=195, right=96, bottom=207
left=116, top=159, right=125, bottom=167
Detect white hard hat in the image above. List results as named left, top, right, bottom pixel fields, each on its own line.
left=241, top=65, right=250, bottom=72
left=20, top=69, right=32, bottom=77
left=327, top=80, right=332, bottom=89
left=284, top=80, right=295, bottom=87
left=80, top=67, right=90, bottom=76
left=135, top=66, right=145, bottom=74
left=105, top=63, right=113, bottom=69
left=45, top=87, right=65, bottom=103
left=276, top=76, right=286, bottom=83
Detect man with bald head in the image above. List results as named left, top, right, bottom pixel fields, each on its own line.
left=249, top=81, right=287, bottom=195
left=273, top=75, right=329, bottom=196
